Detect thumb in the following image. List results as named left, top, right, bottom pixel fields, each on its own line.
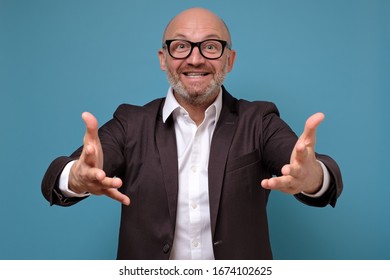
left=81, top=112, right=103, bottom=168
left=82, top=112, right=99, bottom=144
left=300, top=112, right=325, bottom=147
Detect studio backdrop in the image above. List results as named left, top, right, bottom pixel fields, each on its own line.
left=1, top=0, right=389, bottom=259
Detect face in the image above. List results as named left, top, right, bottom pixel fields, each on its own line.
left=158, top=8, right=236, bottom=107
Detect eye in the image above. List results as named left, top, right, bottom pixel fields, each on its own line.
left=171, top=41, right=190, bottom=52
left=205, top=44, right=217, bottom=50
left=177, top=44, right=186, bottom=49
left=202, top=41, right=221, bottom=53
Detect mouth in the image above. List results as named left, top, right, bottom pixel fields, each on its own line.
left=182, top=72, right=210, bottom=77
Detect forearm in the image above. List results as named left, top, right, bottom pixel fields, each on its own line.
left=41, top=156, right=87, bottom=206
left=295, top=153, right=343, bottom=207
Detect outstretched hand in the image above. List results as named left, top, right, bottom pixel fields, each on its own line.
left=261, top=112, right=325, bottom=195
left=68, top=112, right=130, bottom=205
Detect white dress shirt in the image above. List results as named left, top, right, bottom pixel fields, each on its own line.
left=59, top=86, right=330, bottom=259
left=162, top=87, right=223, bottom=259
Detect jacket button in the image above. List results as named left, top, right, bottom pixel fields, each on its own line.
left=163, top=244, right=170, bottom=254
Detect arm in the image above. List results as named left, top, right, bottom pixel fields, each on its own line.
left=42, top=156, right=86, bottom=206
left=261, top=112, right=343, bottom=207
left=41, top=112, right=130, bottom=206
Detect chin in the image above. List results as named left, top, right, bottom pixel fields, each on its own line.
left=179, top=86, right=220, bottom=106
left=168, top=72, right=224, bottom=106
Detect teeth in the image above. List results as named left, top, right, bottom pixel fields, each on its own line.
left=185, top=73, right=207, bottom=77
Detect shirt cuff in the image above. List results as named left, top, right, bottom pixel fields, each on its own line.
left=59, top=160, right=90, bottom=198
left=301, top=160, right=330, bottom=198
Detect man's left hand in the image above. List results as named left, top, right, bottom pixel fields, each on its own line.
left=261, top=112, right=325, bottom=195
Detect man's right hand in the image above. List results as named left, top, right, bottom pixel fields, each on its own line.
left=68, top=112, right=130, bottom=206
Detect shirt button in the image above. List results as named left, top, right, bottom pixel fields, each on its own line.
left=192, top=240, right=199, bottom=248
left=191, top=202, right=198, bottom=209
left=191, top=165, right=197, bottom=172
left=162, top=244, right=170, bottom=254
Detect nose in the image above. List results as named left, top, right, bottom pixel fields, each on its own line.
left=186, top=46, right=206, bottom=66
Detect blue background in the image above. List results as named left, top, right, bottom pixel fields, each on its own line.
left=1, top=0, right=389, bottom=259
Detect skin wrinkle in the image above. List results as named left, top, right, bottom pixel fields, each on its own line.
left=158, top=7, right=236, bottom=124
left=164, top=54, right=229, bottom=106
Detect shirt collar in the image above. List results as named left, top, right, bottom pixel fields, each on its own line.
left=162, top=87, right=223, bottom=124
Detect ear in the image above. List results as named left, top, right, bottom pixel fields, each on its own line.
left=158, top=49, right=167, bottom=71
left=226, top=50, right=236, bottom=73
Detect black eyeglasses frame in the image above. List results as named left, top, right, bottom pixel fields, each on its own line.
left=163, top=39, right=231, bottom=60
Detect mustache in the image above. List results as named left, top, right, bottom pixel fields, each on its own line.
left=178, top=66, right=214, bottom=74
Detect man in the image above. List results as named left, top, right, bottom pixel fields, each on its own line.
left=42, top=7, right=343, bottom=260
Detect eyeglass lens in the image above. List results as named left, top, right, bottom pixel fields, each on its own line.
left=168, top=40, right=224, bottom=59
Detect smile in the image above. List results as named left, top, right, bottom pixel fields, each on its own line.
left=183, top=72, right=209, bottom=77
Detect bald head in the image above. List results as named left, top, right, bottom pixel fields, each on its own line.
left=163, top=7, right=232, bottom=46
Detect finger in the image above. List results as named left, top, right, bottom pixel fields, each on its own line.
left=293, top=141, right=308, bottom=163
left=100, top=176, right=123, bottom=189
left=84, top=166, right=106, bottom=182
left=82, top=144, right=98, bottom=167
left=281, top=163, right=301, bottom=178
left=300, top=112, right=325, bottom=146
left=82, top=112, right=99, bottom=145
left=281, top=164, right=290, bottom=176
left=261, top=177, right=297, bottom=194
left=103, top=188, right=131, bottom=206
left=261, top=178, right=272, bottom=189
left=81, top=112, right=103, bottom=168
left=84, top=172, right=123, bottom=190
left=261, top=175, right=290, bottom=189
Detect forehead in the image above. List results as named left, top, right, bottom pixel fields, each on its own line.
left=164, top=11, right=229, bottom=41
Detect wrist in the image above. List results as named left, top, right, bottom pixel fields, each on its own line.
left=60, top=160, right=89, bottom=198
left=301, top=160, right=330, bottom=198
left=304, top=161, right=324, bottom=194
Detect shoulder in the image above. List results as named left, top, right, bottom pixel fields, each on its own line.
left=222, top=86, right=280, bottom=118
left=97, top=98, right=165, bottom=135
left=236, top=99, right=280, bottom=117
left=113, top=98, right=165, bottom=121
left=222, top=88, right=292, bottom=138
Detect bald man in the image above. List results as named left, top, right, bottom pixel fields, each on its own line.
left=42, top=8, right=343, bottom=259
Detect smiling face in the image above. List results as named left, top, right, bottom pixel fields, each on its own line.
left=158, top=8, right=236, bottom=107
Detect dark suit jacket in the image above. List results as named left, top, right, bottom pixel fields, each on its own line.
left=42, top=86, right=343, bottom=259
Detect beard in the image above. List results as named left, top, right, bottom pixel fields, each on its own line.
left=166, top=59, right=228, bottom=106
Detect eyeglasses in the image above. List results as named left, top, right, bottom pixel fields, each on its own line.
left=163, top=39, right=231, bottom=60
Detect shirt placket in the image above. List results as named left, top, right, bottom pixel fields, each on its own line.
left=188, top=127, right=202, bottom=259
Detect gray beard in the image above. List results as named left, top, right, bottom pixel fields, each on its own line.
left=166, top=61, right=228, bottom=106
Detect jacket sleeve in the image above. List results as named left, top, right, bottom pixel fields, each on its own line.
left=260, top=102, right=343, bottom=208
left=294, top=153, right=343, bottom=207
left=41, top=155, right=87, bottom=206
left=41, top=104, right=128, bottom=207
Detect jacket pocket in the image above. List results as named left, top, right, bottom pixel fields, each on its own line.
left=225, top=150, right=260, bottom=173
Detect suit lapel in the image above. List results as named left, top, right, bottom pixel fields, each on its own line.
left=208, top=89, right=238, bottom=236
left=155, top=104, right=179, bottom=234
left=154, top=89, right=238, bottom=238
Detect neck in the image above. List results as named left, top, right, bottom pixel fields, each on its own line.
left=184, top=105, right=207, bottom=126
left=174, top=91, right=218, bottom=126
